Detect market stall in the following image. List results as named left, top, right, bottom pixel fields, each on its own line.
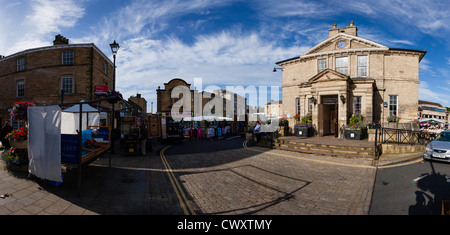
left=27, top=98, right=113, bottom=194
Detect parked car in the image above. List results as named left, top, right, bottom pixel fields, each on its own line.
left=424, top=130, right=450, bottom=163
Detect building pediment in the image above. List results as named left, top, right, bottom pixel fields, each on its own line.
left=302, top=33, right=389, bottom=58
left=308, top=69, right=350, bottom=83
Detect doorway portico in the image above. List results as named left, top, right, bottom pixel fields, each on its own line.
left=299, top=69, right=374, bottom=138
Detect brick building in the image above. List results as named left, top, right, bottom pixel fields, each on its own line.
left=156, top=78, right=248, bottom=134
left=276, top=21, right=427, bottom=137
left=0, top=35, right=115, bottom=125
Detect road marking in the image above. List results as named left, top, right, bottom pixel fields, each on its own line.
left=243, top=140, right=375, bottom=169
left=412, top=174, right=429, bottom=183
left=160, top=145, right=196, bottom=215
left=377, top=158, right=424, bottom=169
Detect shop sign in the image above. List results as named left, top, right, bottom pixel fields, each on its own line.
left=94, top=85, right=109, bottom=96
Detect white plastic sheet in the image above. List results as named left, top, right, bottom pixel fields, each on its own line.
left=61, top=112, right=99, bottom=134
left=28, top=105, right=62, bottom=182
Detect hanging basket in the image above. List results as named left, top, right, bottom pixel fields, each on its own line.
left=10, top=140, right=28, bottom=149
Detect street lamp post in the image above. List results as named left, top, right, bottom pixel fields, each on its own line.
left=110, top=40, right=120, bottom=91
left=110, top=40, right=120, bottom=154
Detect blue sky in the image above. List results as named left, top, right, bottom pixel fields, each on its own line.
left=1, top=0, right=449, bottom=111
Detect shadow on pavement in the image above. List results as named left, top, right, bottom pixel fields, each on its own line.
left=408, top=161, right=450, bottom=215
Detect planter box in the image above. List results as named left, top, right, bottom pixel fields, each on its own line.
left=294, top=127, right=310, bottom=138
left=6, top=164, right=28, bottom=172
left=10, top=140, right=27, bottom=149
left=344, top=128, right=367, bottom=140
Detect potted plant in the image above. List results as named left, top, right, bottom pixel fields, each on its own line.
left=344, top=111, right=367, bottom=140
left=1, top=148, right=28, bottom=172
left=6, top=127, right=28, bottom=149
left=294, top=112, right=312, bottom=138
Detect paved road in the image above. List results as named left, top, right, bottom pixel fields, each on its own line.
left=162, top=137, right=376, bottom=215
left=370, top=159, right=450, bottom=215
left=2, top=136, right=426, bottom=215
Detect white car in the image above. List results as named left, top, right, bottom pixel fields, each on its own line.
left=424, top=130, right=450, bottom=163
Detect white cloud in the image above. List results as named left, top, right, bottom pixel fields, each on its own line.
left=419, top=81, right=450, bottom=107
left=115, top=31, right=304, bottom=94
left=0, top=0, right=85, bottom=55
left=27, top=0, right=85, bottom=34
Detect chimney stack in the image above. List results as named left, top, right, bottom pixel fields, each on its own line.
left=329, top=21, right=358, bottom=37
left=53, top=34, right=69, bottom=45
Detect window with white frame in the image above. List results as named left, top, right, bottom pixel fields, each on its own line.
left=318, top=59, right=327, bottom=73
left=335, top=57, right=348, bottom=75
left=61, top=75, right=73, bottom=94
left=62, top=51, right=74, bottom=65
left=357, top=55, right=368, bottom=77
left=354, top=96, right=362, bottom=114
left=308, top=98, right=313, bottom=112
left=16, top=80, right=25, bottom=97
left=389, top=95, right=398, bottom=116
left=296, top=97, right=301, bottom=115
left=17, top=57, right=25, bottom=72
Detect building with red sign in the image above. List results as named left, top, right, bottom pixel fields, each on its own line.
left=0, top=35, right=115, bottom=125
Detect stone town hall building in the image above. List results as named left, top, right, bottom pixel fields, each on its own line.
left=276, top=21, right=426, bottom=137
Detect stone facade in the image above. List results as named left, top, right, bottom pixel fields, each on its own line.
left=265, top=100, right=283, bottom=119
left=0, top=35, right=114, bottom=124
left=277, top=21, right=426, bottom=137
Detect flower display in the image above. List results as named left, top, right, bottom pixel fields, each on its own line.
left=10, top=101, right=34, bottom=121
left=6, top=127, right=28, bottom=142
left=295, top=111, right=312, bottom=128
left=387, top=114, right=398, bottom=122
left=346, top=111, right=365, bottom=130
left=1, top=148, right=28, bottom=166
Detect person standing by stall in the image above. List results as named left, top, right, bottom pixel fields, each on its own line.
left=1, top=121, right=13, bottom=150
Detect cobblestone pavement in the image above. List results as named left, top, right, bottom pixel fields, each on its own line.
left=162, top=138, right=376, bottom=215
left=0, top=137, right=378, bottom=215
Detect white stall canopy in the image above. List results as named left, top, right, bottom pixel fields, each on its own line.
left=61, top=101, right=100, bottom=134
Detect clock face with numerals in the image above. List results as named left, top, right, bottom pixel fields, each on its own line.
left=337, top=41, right=347, bottom=48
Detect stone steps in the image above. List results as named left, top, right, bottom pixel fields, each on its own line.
left=271, top=139, right=376, bottom=159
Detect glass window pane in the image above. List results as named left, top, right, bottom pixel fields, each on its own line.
left=389, top=96, right=398, bottom=116
left=335, top=57, right=348, bottom=75
left=318, top=59, right=327, bottom=73
left=16, top=80, right=24, bottom=97
left=357, top=56, right=367, bottom=77
left=354, top=96, right=361, bottom=114
left=62, top=51, right=74, bottom=65
left=61, top=76, right=73, bottom=94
